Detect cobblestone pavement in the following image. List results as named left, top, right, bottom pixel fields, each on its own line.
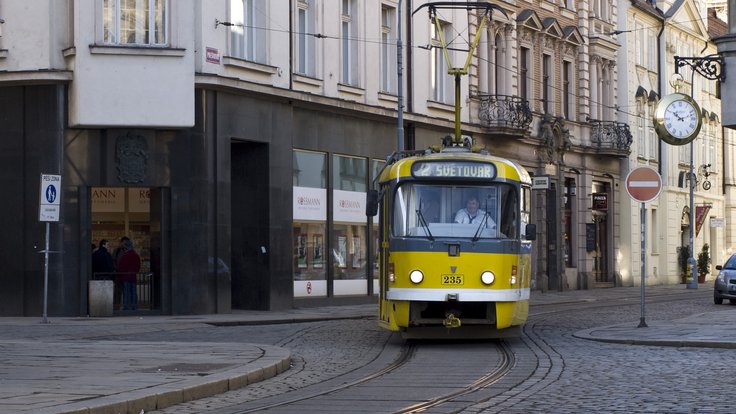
left=149, top=286, right=726, bottom=413
left=129, top=319, right=393, bottom=413
left=468, top=290, right=725, bottom=413
left=0, top=284, right=730, bottom=413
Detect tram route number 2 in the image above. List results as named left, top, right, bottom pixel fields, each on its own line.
left=441, top=275, right=464, bottom=285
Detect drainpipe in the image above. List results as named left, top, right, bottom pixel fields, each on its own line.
left=657, top=20, right=665, bottom=177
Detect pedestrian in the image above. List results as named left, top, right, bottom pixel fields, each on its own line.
left=111, top=236, right=130, bottom=309
left=91, top=239, right=115, bottom=279
left=117, top=238, right=141, bottom=311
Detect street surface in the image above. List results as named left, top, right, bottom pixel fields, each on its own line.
left=107, top=286, right=725, bottom=413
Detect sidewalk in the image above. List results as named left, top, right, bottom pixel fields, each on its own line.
left=0, top=284, right=729, bottom=414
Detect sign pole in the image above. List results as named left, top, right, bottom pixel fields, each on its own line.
left=39, top=173, right=61, bottom=324
left=625, top=166, right=662, bottom=329
left=638, top=202, right=647, bottom=328
left=42, top=222, right=50, bottom=324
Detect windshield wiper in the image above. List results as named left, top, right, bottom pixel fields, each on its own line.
left=415, top=209, right=435, bottom=241
left=472, top=211, right=490, bottom=242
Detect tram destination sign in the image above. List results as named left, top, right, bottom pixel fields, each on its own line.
left=411, top=161, right=496, bottom=180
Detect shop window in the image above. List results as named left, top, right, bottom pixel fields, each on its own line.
left=332, top=154, right=368, bottom=295
left=293, top=150, right=327, bottom=297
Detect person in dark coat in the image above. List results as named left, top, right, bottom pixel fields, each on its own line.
left=91, top=239, right=115, bottom=278
left=111, top=236, right=130, bottom=309
left=117, top=239, right=141, bottom=310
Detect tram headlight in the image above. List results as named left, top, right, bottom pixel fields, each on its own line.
left=480, top=271, right=495, bottom=285
left=409, top=269, right=424, bottom=284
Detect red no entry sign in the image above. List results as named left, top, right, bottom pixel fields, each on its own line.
left=626, top=166, right=662, bottom=203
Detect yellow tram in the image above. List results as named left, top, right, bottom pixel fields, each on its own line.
left=366, top=138, right=536, bottom=339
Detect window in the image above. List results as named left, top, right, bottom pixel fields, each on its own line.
left=648, top=128, right=657, bottom=161
left=431, top=20, right=453, bottom=104
left=229, top=0, right=267, bottom=63
left=296, top=0, right=316, bottom=77
left=647, top=30, right=656, bottom=71
left=635, top=23, right=644, bottom=67
left=293, top=150, right=328, bottom=290
left=520, top=47, right=530, bottom=101
left=103, top=0, right=167, bottom=45
left=637, top=117, right=646, bottom=157
left=341, top=0, right=359, bottom=86
left=601, top=64, right=612, bottom=120
left=493, top=33, right=502, bottom=94
left=704, top=124, right=716, bottom=170
left=380, top=5, right=397, bottom=94
left=564, top=178, right=575, bottom=267
left=542, top=54, right=552, bottom=114
left=679, top=142, right=690, bottom=164
left=651, top=208, right=658, bottom=254
left=332, top=155, right=368, bottom=289
left=563, top=61, right=572, bottom=119
left=392, top=184, right=516, bottom=239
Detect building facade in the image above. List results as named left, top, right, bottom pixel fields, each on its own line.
left=10, top=1, right=728, bottom=317
left=617, top=0, right=729, bottom=287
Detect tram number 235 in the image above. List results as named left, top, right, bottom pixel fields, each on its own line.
left=441, top=275, right=464, bottom=285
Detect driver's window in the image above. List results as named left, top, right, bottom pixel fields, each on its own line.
left=452, top=187, right=498, bottom=230
left=418, top=187, right=442, bottom=223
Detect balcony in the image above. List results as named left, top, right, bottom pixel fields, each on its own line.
left=476, top=94, right=533, bottom=134
left=589, top=120, right=632, bottom=156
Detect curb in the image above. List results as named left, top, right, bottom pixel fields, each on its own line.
left=573, top=327, right=736, bottom=350
left=41, top=346, right=291, bottom=414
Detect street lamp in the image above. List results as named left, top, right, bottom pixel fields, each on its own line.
left=673, top=55, right=726, bottom=289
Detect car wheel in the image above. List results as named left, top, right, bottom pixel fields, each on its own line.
left=730, top=299, right=736, bottom=305
left=715, top=295, right=724, bottom=304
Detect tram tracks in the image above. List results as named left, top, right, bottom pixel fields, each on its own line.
left=234, top=340, right=417, bottom=413
left=231, top=338, right=516, bottom=413
left=393, top=340, right=515, bottom=414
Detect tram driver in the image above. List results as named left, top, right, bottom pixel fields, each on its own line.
left=454, top=195, right=496, bottom=230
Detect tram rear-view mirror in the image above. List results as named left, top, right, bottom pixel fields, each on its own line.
left=525, top=224, right=537, bottom=241
left=366, top=190, right=379, bottom=217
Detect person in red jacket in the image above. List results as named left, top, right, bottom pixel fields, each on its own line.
left=117, top=238, right=141, bottom=310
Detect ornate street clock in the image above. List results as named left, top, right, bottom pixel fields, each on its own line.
left=653, top=93, right=702, bottom=146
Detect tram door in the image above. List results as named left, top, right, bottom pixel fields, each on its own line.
left=231, top=141, right=270, bottom=310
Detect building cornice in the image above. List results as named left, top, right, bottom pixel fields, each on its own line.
left=0, top=70, right=72, bottom=85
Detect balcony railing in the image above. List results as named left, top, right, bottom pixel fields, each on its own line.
left=477, top=94, right=533, bottom=131
left=589, top=120, right=633, bottom=153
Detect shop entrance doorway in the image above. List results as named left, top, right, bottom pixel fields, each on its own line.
left=91, top=187, right=161, bottom=313
left=231, top=141, right=270, bottom=310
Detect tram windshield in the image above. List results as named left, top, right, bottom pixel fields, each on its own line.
left=392, top=183, right=519, bottom=239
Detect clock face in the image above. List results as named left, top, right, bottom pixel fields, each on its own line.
left=653, top=93, right=702, bottom=145
left=663, top=100, right=699, bottom=139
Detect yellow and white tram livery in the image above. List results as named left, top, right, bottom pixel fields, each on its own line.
left=367, top=142, right=536, bottom=339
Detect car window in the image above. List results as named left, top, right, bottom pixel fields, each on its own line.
left=724, top=255, right=736, bottom=269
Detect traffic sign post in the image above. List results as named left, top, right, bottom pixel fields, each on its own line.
left=39, top=174, right=62, bottom=324
left=625, top=167, right=662, bottom=329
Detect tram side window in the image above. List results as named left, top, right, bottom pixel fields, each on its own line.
left=498, top=186, right=518, bottom=238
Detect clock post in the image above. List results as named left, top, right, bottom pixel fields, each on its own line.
left=655, top=56, right=725, bottom=289
left=654, top=82, right=704, bottom=290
